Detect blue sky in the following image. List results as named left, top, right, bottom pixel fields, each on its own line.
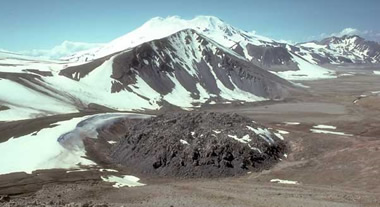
left=1, top=0, right=379, bottom=51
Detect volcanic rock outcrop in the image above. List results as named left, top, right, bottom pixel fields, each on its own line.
left=111, top=112, right=287, bottom=178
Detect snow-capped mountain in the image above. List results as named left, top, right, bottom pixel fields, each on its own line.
left=62, top=16, right=275, bottom=62
left=297, top=35, right=380, bottom=64
left=0, top=29, right=296, bottom=121
left=63, top=16, right=336, bottom=80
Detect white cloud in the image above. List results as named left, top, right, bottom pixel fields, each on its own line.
left=18, top=41, right=104, bottom=60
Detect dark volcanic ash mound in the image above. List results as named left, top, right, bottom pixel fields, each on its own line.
left=111, top=112, right=287, bottom=178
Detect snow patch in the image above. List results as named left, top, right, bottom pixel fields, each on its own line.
left=180, top=139, right=190, bottom=145
left=283, top=122, right=300, bottom=125
left=310, top=129, right=353, bottom=136
left=274, top=54, right=336, bottom=80
left=270, top=179, right=299, bottom=185
left=277, top=130, right=289, bottom=134
left=101, top=175, right=145, bottom=188
left=313, top=125, right=336, bottom=129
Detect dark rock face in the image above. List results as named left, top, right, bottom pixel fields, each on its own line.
left=111, top=112, right=287, bottom=178
left=246, top=44, right=292, bottom=66
left=59, top=29, right=294, bottom=104
left=111, top=29, right=293, bottom=100
left=230, top=42, right=302, bottom=72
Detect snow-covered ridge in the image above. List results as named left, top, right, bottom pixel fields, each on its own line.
left=0, top=29, right=293, bottom=121
left=63, top=16, right=275, bottom=62
left=298, top=35, right=380, bottom=64
left=61, top=15, right=338, bottom=80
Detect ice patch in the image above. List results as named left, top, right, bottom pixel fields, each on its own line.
left=66, top=169, right=90, bottom=173
left=284, top=122, right=300, bottom=125
left=270, top=179, right=299, bottom=185
left=313, top=125, right=336, bottom=129
left=274, top=133, right=284, bottom=140
left=310, top=129, right=353, bottom=136
left=277, top=130, right=289, bottom=134
left=0, top=113, right=149, bottom=175
left=228, top=134, right=251, bottom=144
left=180, top=139, right=190, bottom=145
left=213, top=130, right=221, bottom=134
left=99, top=169, right=119, bottom=172
left=246, top=126, right=275, bottom=144
left=0, top=116, right=95, bottom=175
left=101, top=175, right=145, bottom=188
left=227, top=134, right=261, bottom=152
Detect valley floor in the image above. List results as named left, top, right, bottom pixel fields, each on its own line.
left=1, top=67, right=380, bottom=206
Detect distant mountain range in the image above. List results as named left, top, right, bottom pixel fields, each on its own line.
left=297, top=35, right=380, bottom=64
left=0, top=16, right=378, bottom=121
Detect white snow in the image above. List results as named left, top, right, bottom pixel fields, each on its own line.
left=313, top=125, right=337, bottom=129
left=228, top=134, right=251, bottom=144
left=227, top=134, right=262, bottom=153
left=277, top=130, right=289, bottom=134
left=99, top=169, right=119, bottom=172
left=373, top=71, right=380, bottom=75
left=101, top=175, right=145, bottom=188
left=270, top=179, right=299, bottom=185
left=180, top=139, right=190, bottom=145
left=0, top=116, right=95, bottom=175
left=66, top=169, right=90, bottom=173
left=41, top=57, right=162, bottom=111
left=274, top=54, right=336, bottom=80
left=64, top=16, right=274, bottom=62
left=0, top=78, right=78, bottom=121
left=310, top=129, right=353, bottom=136
left=274, top=133, right=285, bottom=140
left=246, top=126, right=275, bottom=144
left=213, top=130, right=221, bottom=134
left=0, top=113, right=150, bottom=175
left=283, top=122, right=300, bottom=125
left=164, top=74, right=195, bottom=109
left=108, top=141, right=117, bottom=144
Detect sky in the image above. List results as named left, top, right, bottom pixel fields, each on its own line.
left=1, top=0, right=379, bottom=53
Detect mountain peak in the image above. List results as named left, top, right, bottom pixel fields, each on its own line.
left=142, top=15, right=226, bottom=31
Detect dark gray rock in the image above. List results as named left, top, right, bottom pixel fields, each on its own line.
left=111, top=112, right=287, bottom=178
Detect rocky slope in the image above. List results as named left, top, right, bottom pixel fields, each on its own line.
left=0, top=29, right=296, bottom=121
left=111, top=112, right=287, bottom=177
